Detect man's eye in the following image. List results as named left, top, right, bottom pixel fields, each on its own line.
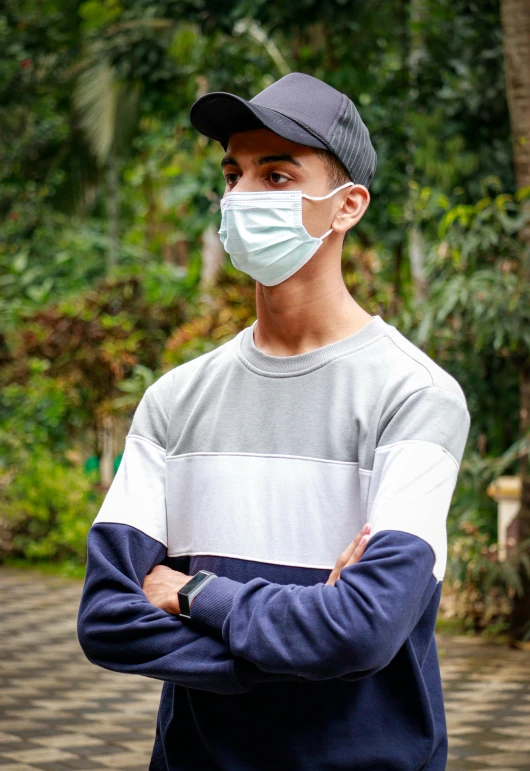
left=224, top=173, right=239, bottom=185
left=269, top=172, right=290, bottom=184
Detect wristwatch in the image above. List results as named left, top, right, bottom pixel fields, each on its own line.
left=178, top=570, right=218, bottom=620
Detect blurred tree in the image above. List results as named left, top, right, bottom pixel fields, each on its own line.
left=1, top=0, right=513, bottom=316
left=1, top=0, right=527, bottom=620
left=499, top=0, right=530, bottom=645
left=0, top=273, right=188, bottom=471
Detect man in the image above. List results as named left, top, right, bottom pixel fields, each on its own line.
left=77, top=73, right=471, bottom=770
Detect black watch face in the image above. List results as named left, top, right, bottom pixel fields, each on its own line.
left=180, top=572, right=209, bottom=597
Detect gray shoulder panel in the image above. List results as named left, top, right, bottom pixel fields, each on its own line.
left=132, top=320, right=470, bottom=471
left=129, top=384, right=169, bottom=450
left=377, top=385, right=471, bottom=465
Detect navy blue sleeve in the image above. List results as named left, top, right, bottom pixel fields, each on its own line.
left=190, top=530, right=437, bottom=680
left=77, top=383, right=302, bottom=694
left=77, top=522, right=301, bottom=694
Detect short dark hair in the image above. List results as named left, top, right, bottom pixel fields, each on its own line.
left=314, top=148, right=354, bottom=243
left=314, top=148, right=351, bottom=191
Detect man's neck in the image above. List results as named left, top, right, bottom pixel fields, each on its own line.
left=254, top=272, right=373, bottom=358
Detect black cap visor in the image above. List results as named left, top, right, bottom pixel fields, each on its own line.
left=190, top=92, right=328, bottom=151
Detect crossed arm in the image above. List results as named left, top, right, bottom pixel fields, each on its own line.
left=143, top=527, right=437, bottom=682
left=78, top=381, right=470, bottom=692
left=142, top=522, right=372, bottom=612
left=77, top=519, right=371, bottom=694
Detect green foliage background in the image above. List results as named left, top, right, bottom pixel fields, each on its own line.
left=1, top=0, right=529, bottom=634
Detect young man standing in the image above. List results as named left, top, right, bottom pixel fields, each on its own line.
left=77, top=73, right=471, bottom=770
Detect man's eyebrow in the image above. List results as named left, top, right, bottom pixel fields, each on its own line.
left=255, top=154, right=301, bottom=167
left=220, top=153, right=302, bottom=168
left=221, top=155, right=238, bottom=168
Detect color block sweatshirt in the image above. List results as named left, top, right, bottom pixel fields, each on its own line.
left=77, top=313, right=471, bottom=771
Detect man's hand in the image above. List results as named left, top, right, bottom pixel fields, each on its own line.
left=143, top=523, right=372, bottom=613
left=325, top=523, right=371, bottom=586
left=142, top=565, right=192, bottom=615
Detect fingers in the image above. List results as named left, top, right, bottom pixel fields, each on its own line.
left=353, top=522, right=371, bottom=547
left=345, top=525, right=371, bottom=567
left=326, top=523, right=372, bottom=586
left=340, top=524, right=371, bottom=568
left=343, top=523, right=371, bottom=561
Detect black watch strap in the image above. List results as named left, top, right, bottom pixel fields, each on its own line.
left=178, top=570, right=217, bottom=620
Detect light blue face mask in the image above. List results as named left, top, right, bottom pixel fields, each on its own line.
left=218, top=182, right=354, bottom=286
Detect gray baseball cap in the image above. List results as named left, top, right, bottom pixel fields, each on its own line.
left=190, top=72, right=377, bottom=189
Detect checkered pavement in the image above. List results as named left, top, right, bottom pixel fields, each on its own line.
left=438, top=634, right=530, bottom=770
left=0, top=566, right=529, bottom=770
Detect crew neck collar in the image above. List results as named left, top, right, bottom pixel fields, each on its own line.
left=236, top=315, right=387, bottom=376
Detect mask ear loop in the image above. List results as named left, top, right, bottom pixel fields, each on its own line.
left=301, top=181, right=355, bottom=202
left=302, top=181, right=355, bottom=240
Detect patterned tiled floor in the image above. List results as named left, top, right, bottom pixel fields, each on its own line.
left=437, top=634, right=530, bottom=770
left=0, top=566, right=529, bottom=771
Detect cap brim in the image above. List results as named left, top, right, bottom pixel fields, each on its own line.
left=190, top=92, right=328, bottom=151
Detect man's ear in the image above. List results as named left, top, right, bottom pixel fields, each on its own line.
left=332, top=185, right=370, bottom=234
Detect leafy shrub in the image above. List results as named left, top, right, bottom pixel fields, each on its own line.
left=0, top=448, right=103, bottom=566
left=0, top=361, right=83, bottom=466
left=440, top=521, right=530, bottom=638
left=440, top=440, right=530, bottom=638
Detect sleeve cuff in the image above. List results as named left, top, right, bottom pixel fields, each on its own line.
left=189, top=576, right=242, bottom=632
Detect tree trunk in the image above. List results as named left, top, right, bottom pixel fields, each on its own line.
left=200, top=223, right=226, bottom=290
left=99, top=414, right=115, bottom=490
left=106, top=152, right=120, bottom=271
left=500, top=0, right=530, bottom=645
left=406, top=0, right=429, bottom=304
left=391, top=242, right=403, bottom=316
left=408, top=225, right=428, bottom=303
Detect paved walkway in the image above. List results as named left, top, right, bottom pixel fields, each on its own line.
left=0, top=567, right=529, bottom=770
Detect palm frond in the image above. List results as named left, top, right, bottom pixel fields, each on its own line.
left=74, top=59, right=119, bottom=166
